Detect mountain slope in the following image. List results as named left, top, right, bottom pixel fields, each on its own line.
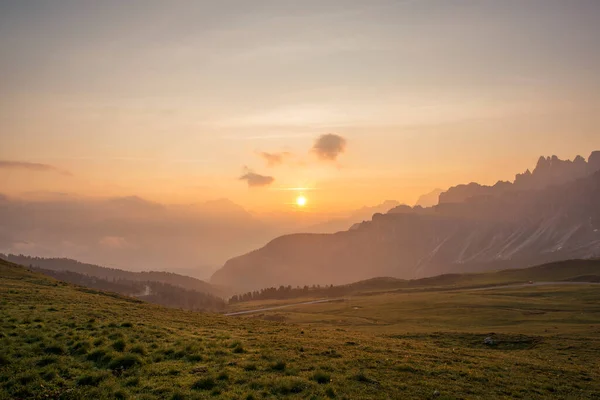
left=211, top=155, right=600, bottom=291
left=33, top=267, right=226, bottom=311
left=0, top=254, right=226, bottom=297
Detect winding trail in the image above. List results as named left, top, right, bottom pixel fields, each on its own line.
left=224, top=298, right=343, bottom=316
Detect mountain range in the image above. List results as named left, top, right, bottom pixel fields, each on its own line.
left=211, top=152, right=600, bottom=291
left=305, top=200, right=400, bottom=233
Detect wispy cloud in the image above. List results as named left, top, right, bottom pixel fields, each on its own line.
left=239, top=168, right=275, bottom=188
left=0, top=160, right=72, bottom=176
left=257, top=151, right=292, bottom=167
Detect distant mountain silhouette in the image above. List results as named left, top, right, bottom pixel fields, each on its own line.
left=414, top=188, right=444, bottom=207
left=0, top=195, right=277, bottom=275
left=211, top=152, right=600, bottom=291
left=439, top=151, right=600, bottom=204
left=307, top=200, right=400, bottom=233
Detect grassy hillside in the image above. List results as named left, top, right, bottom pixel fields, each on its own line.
left=2, top=259, right=600, bottom=399
left=1, top=254, right=225, bottom=297
left=344, top=258, right=600, bottom=292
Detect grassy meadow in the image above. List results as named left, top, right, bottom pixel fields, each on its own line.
left=2, top=258, right=600, bottom=399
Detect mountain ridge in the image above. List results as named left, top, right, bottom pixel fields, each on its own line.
left=211, top=152, right=600, bottom=291
left=439, top=151, right=600, bottom=204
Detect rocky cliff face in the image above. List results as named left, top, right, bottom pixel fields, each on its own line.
left=211, top=161, right=600, bottom=291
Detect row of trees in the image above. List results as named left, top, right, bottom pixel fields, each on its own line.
left=229, top=284, right=352, bottom=304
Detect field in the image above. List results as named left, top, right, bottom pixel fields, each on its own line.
left=2, top=259, right=600, bottom=399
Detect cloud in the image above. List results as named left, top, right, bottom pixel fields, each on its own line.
left=311, top=134, right=347, bottom=161
left=258, top=151, right=292, bottom=167
left=0, top=160, right=72, bottom=176
left=239, top=168, right=275, bottom=188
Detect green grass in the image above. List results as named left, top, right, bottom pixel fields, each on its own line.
left=1, top=259, right=600, bottom=399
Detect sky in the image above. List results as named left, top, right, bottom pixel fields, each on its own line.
left=1, top=0, right=600, bottom=213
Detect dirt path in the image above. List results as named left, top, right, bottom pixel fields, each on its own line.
left=224, top=298, right=343, bottom=316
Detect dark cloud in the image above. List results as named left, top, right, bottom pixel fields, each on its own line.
left=239, top=168, right=275, bottom=187
left=258, top=151, right=292, bottom=167
left=0, top=160, right=72, bottom=176
left=312, top=134, right=347, bottom=161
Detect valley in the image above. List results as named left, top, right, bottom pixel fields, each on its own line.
left=2, top=258, right=599, bottom=399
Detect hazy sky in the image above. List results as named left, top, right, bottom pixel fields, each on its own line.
left=1, top=0, right=599, bottom=212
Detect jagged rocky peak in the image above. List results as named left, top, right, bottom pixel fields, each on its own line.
left=414, top=188, right=444, bottom=208
left=439, top=151, right=599, bottom=204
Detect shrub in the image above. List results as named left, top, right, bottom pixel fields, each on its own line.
left=70, top=340, right=91, bottom=355
left=217, top=371, right=229, bottom=381
left=352, top=371, right=374, bottom=383
left=232, top=344, right=245, bottom=354
left=187, top=354, right=202, bottom=362
left=192, top=377, right=216, bottom=391
left=243, top=363, right=257, bottom=371
left=40, top=370, right=57, bottom=381
left=112, top=339, right=126, bottom=352
left=270, top=360, right=286, bottom=371
left=325, top=387, right=336, bottom=398
left=87, top=348, right=113, bottom=366
left=273, top=377, right=306, bottom=395
left=124, top=377, right=140, bottom=387
left=0, top=354, right=10, bottom=366
left=312, top=371, right=331, bottom=384
left=130, top=345, right=146, bottom=355
left=44, top=345, right=65, bottom=355
left=76, top=373, right=107, bottom=386
left=36, top=356, right=58, bottom=367
left=17, top=374, right=36, bottom=385
left=109, top=354, right=142, bottom=370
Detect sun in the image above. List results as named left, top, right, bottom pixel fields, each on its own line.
left=296, top=195, right=307, bottom=207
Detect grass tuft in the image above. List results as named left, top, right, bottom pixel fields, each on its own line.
left=192, top=377, right=216, bottom=391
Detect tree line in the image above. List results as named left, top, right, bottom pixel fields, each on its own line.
left=229, top=284, right=352, bottom=303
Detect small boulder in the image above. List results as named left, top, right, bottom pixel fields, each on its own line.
left=484, top=337, right=496, bottom=346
